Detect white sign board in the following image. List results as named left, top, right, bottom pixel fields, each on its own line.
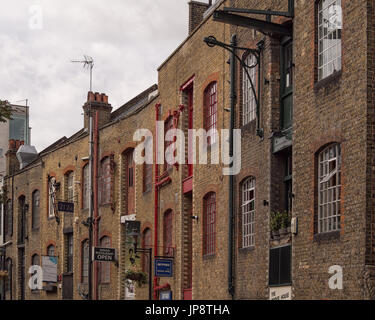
left=42, top=256, right=58, bottom=283
left=125, top=280, right=136, bottom=300
left=269, top=286, right=292, bottom=300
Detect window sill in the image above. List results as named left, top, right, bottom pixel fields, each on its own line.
left=202, top=254, right=215, bottom=261
left=313, top=230, right=340, bottom=243
left=238, top=246, right=255, bottom=254
left=314, top=70, right=342, bottom=92
left=240, top=120, right=256, bottom=133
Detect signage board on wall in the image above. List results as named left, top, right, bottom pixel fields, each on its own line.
left=42, top=256, right=58, bottom=283
left=269, top=286, right=292, bottom=300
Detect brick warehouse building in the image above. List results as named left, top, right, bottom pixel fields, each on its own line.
left=0, top=0, right=375, bottom=300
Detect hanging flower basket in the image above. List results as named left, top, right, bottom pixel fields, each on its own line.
left=0, top=270, right=9, bottom=279
left=125, top=270, right=147, bottom=287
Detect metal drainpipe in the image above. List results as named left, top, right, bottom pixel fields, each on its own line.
left=153, top=103, right=161, bottom=300
left=228, top=34, right=236, bottom=299
left=93, top=111, right=99, bottom=300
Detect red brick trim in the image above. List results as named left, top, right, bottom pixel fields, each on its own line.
left=120, top=143, right=137, bottom=155
left=310, top=135, right=345, bottom=240
left=180, top=74, right=195, bottom=91
left=201, top=190, right=218, bottom=258
left=45, top=241, right=56, bottom=255
left=63, top=165, right=75, bottom=176
left=100, top=152, right=114, bottom=162
left=30, top=251, right=40, bottom=263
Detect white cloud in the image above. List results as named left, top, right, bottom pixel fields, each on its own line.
left=0, top=0, right=190, bottom=151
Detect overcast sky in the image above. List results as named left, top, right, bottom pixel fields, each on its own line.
left=0, top=0, right=190, bottom=151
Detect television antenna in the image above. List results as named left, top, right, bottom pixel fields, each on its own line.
left=71, top=55, right=94, bottom=91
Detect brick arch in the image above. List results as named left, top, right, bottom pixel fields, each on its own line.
left=120, top=143, right=137, bottom=156
left=100, top=152, right=114, bottom=162
left=45, top=241, right=56, bottom=255
left=310, top=138, right=346, bottom=239
left=201, top=72, right=220, bottom=94
left=99, top=230, right=112, bottom=244
left=201, top=190, right=218, bottom=257
left=141, top=221, right=153, bottom=234
left=63, top=165, right=75, bottom=176
left=237, top=166, right=259, bottom=185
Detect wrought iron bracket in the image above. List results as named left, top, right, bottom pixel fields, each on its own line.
left=203, top=36, right=264, bottom=139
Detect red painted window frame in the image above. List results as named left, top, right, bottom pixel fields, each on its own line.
left=164, top=116, right=174, bottom=172
left=163, top=209, right=173, bottom=257
left=204, top=82, right=218, bottom=146
left=99, top=157, right=111, bottom=205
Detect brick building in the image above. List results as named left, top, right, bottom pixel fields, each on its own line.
left=1, top=0, right=374, bottom=300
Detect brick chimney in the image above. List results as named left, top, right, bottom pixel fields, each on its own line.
left=188, top=1, right=211, bottom=34
left=6, top=139, right=24, bottom=175
left=83, top=92, right=112, bottom=129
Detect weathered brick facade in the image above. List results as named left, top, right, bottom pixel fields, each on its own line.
left=1, top=0, right=375, bottom=300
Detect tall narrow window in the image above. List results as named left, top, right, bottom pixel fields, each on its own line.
left=242, top=55, right=257, bottom=125
left=142, top=228, right=152, bottom=272
left=47, top=244, right=55, bottom=257
left=66, top=233, right=73, bottom=273
left=18, top=196, right=26, bottom=244
left=163, top=210, right=173, bottom=257
left=318, top=0, right=342, bottom=80
left=164, top=116, right=174, bottom=171
left=242, top=178, right=255, bottom=248
left=99, top=157, right=111, bottom=205
left=66, top=172, right=74, bottom=202
left=32, top=190, right=40, bottom=229
left=123, top=150, right=135, bottom=215
left=143, top=137, right=153, bottom=193
left=4, top=200, right=12, bottom=238
left=82, top=164, right=90, bottom=209
left=204, top=82, right=217, bottom=145
left=318, top=143, right=341, bottom=233
left=281, top=38, right=293, bottom=129
left=5, top=258, right=12, bottom=292
left=81, top=240, right=89, bottom=283
left=99, top=236, right=111, bottom=284
left=203, top=192, right=216, bottom=255
left=48, top=177, right=55, bottom=218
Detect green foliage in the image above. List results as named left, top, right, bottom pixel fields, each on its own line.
left=271, top=210, right=291, bottom=231
left=0, top=100, right=12, bottom=123
left=125, top=270, right=148, bottom=287
left=0, top=185, right=8, bottom=206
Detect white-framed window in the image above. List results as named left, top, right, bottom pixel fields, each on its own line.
left=242, top=177, right=255, bottom=248
left=318, top=0, right=342, bottom=80
left=318, top=143, right=341, bottom=233
left=242, top=54, right=257, bottom=125
left=83, top=164, right=90, bottom=209
left=48, top=177, right=56, bottom=218
left=66, top=172, right=74, bottom=202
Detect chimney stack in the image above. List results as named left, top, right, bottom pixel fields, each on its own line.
left=83, top=91, right=112, bottom=129
left=6, top=139, right=24, bottom=175
left=188, top=1, right=211, bottom=34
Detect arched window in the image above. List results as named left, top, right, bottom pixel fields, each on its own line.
left=99, top=157, right=111, bottom=205
left=241, top=178, right=256, bottom=248
left=66, top=171, right=74, bottom=202
left=143, top=136, right=153, bottom=193
left=142, top=228, right=152, bottom=272
left=47, top=244, right=55, bottom=257
left=31, top=254, right=40, bottom=266
left=204, top=82, right=218, bottom=145
left=242, top=54, right=257, bottom=125
left=18, top=195, right=26, bottom=244
left=48, top=177, right=56, bottom=218
left=317, top=0, right=342, bottom=80
left=163, top=210, right=173, bottom=257
left=99, top=236, right=111, bottom=284
left=82, top=164, right=90, bottom=209
left=317, top=143, right=341, bottom=233
left=5, top=258, right=12, bottom=292
left=123, top=149, right=135, bottom=215
left=81, top=239, right=89, bottom=283
left=203, top=192, right=216, bottom=255
left=32, top=190, right=40, bottom=229
left=164, top=116, right=174, bottom=171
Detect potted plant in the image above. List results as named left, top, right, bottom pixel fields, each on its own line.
left=270, top=211, right=282, bottom=239
left=125, top=270, right=148, bottom=287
